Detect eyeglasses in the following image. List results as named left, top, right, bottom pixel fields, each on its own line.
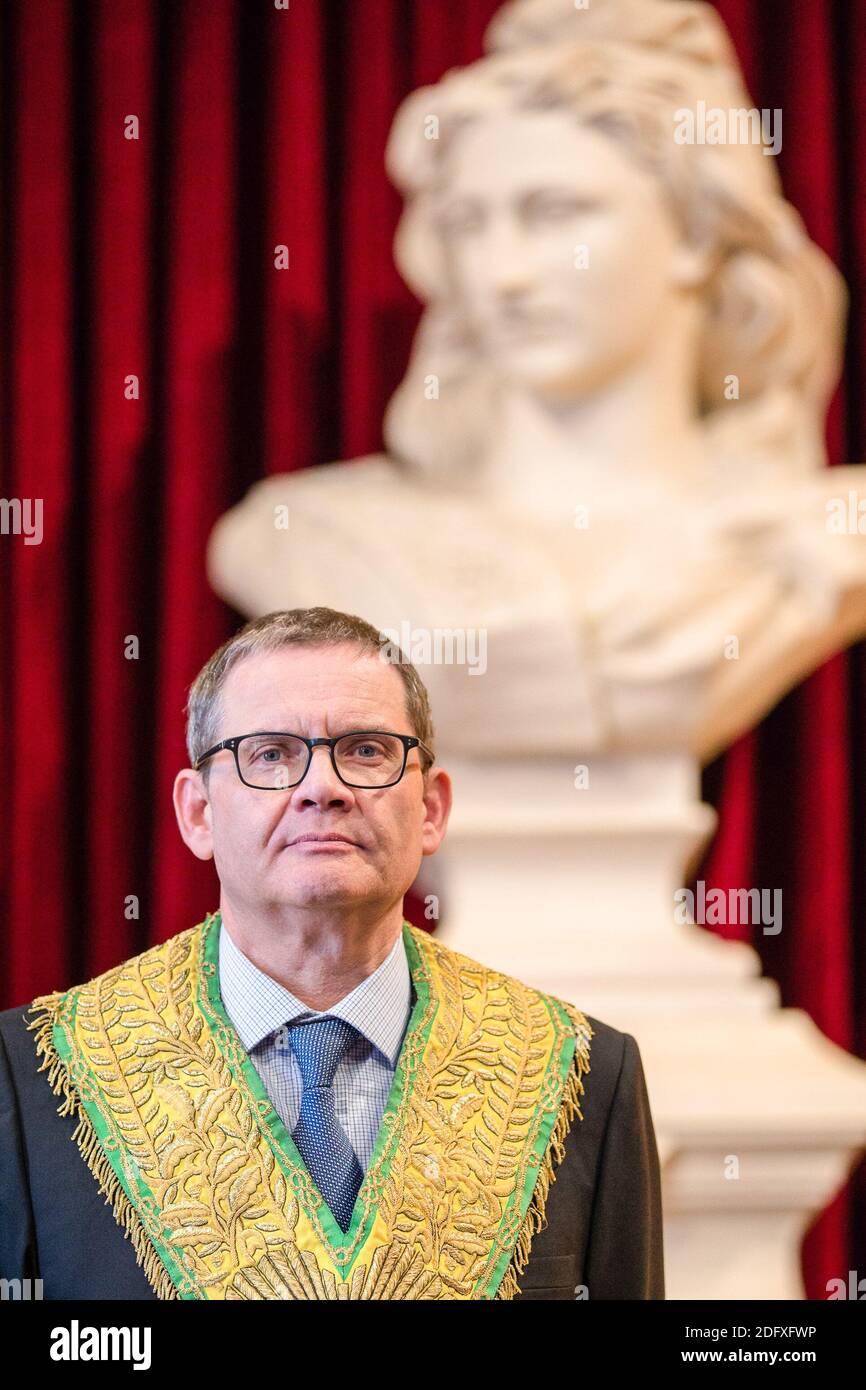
left=194, top=731, right=434, bottom=790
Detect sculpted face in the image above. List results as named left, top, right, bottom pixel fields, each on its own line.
left=174, top=644, right=450, bottom=920
left=433, top=110, right=690, bottom=398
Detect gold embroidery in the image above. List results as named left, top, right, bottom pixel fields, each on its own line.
left=28, top=917, right=592, bottom=1299
left=228, top=1243, right=445, bottom=1300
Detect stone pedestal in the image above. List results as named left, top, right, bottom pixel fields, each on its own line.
left=431, top=754, right=866, bottom=1300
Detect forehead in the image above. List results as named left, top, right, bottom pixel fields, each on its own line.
left=216, top=643, right=411, bottom=731
left=439, top=111, right=629, bottom=198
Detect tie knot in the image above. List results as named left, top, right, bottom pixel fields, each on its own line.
left=287, top=1015, right=359, bottom=1090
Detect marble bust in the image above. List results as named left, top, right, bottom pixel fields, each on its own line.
left=207, top=0, right=866, bottom=763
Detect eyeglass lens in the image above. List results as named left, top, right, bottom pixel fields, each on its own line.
left=236, top=733, right=407, bottom=788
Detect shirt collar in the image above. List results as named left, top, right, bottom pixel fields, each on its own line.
left=217, top=917, right=415, bottom=1067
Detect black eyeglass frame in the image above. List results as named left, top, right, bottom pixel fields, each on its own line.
left=194, top=730, right=435, bottom=790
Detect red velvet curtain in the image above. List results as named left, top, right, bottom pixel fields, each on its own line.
left=1, top=0, right=864, bottom=1298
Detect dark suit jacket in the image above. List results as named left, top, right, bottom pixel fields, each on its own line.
left=0, top=1002, right=664, bottom=1300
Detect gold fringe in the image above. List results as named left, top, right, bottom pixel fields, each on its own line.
left=25, top=994, right=180, bottom=1302
left=24, top=981, right=591, bottom=1303
left=496, top=1020, right=593, bottom=1300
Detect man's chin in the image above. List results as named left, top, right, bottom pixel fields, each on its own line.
left=273, top=865, right=373, bottom=909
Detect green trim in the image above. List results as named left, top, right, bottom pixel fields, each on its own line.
left=198, top=911, right=439, bottom=1278
left=52, top=986, right=200, bottom=1299
left=50, top=913, right=581, bottom=1301
left=474, top=993, right=578, bottom=1299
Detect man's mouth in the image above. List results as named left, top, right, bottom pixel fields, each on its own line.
left=285, top=833, right=361, bottom=848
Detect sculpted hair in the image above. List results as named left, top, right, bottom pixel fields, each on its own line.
left=185, top=607, right=435, bottom=775
left=381, top=0, right=845, bottom=484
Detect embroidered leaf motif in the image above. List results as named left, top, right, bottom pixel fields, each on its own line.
left=228, top=1244, right=445, bottom=1300
left=54, top=918, right=591, bottom=1300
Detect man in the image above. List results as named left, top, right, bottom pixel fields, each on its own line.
left=0, top=607, right=664, bottom=1300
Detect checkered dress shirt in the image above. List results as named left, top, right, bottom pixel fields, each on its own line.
left=218, top=920, right=416, bottom=1172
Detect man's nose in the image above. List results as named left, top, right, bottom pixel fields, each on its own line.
left=290, top=744, right=354, bottom=806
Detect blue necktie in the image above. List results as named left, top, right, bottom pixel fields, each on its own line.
left=287, top=1015, right=364, bottom=1234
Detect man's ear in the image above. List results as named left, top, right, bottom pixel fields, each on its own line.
left=173, top=767, right=215, bottom=861
left=420, top=767, right=453, bottom=857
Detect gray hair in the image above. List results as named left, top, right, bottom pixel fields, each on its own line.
left=185, top=607, right=435, bottom=776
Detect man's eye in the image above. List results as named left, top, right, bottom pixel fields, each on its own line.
left=340, top=738, right=387, bottom=759
left=251, top=745, right=289, bottom=763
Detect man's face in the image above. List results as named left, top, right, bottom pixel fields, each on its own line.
left=175, top=643, right=450, bottom=920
